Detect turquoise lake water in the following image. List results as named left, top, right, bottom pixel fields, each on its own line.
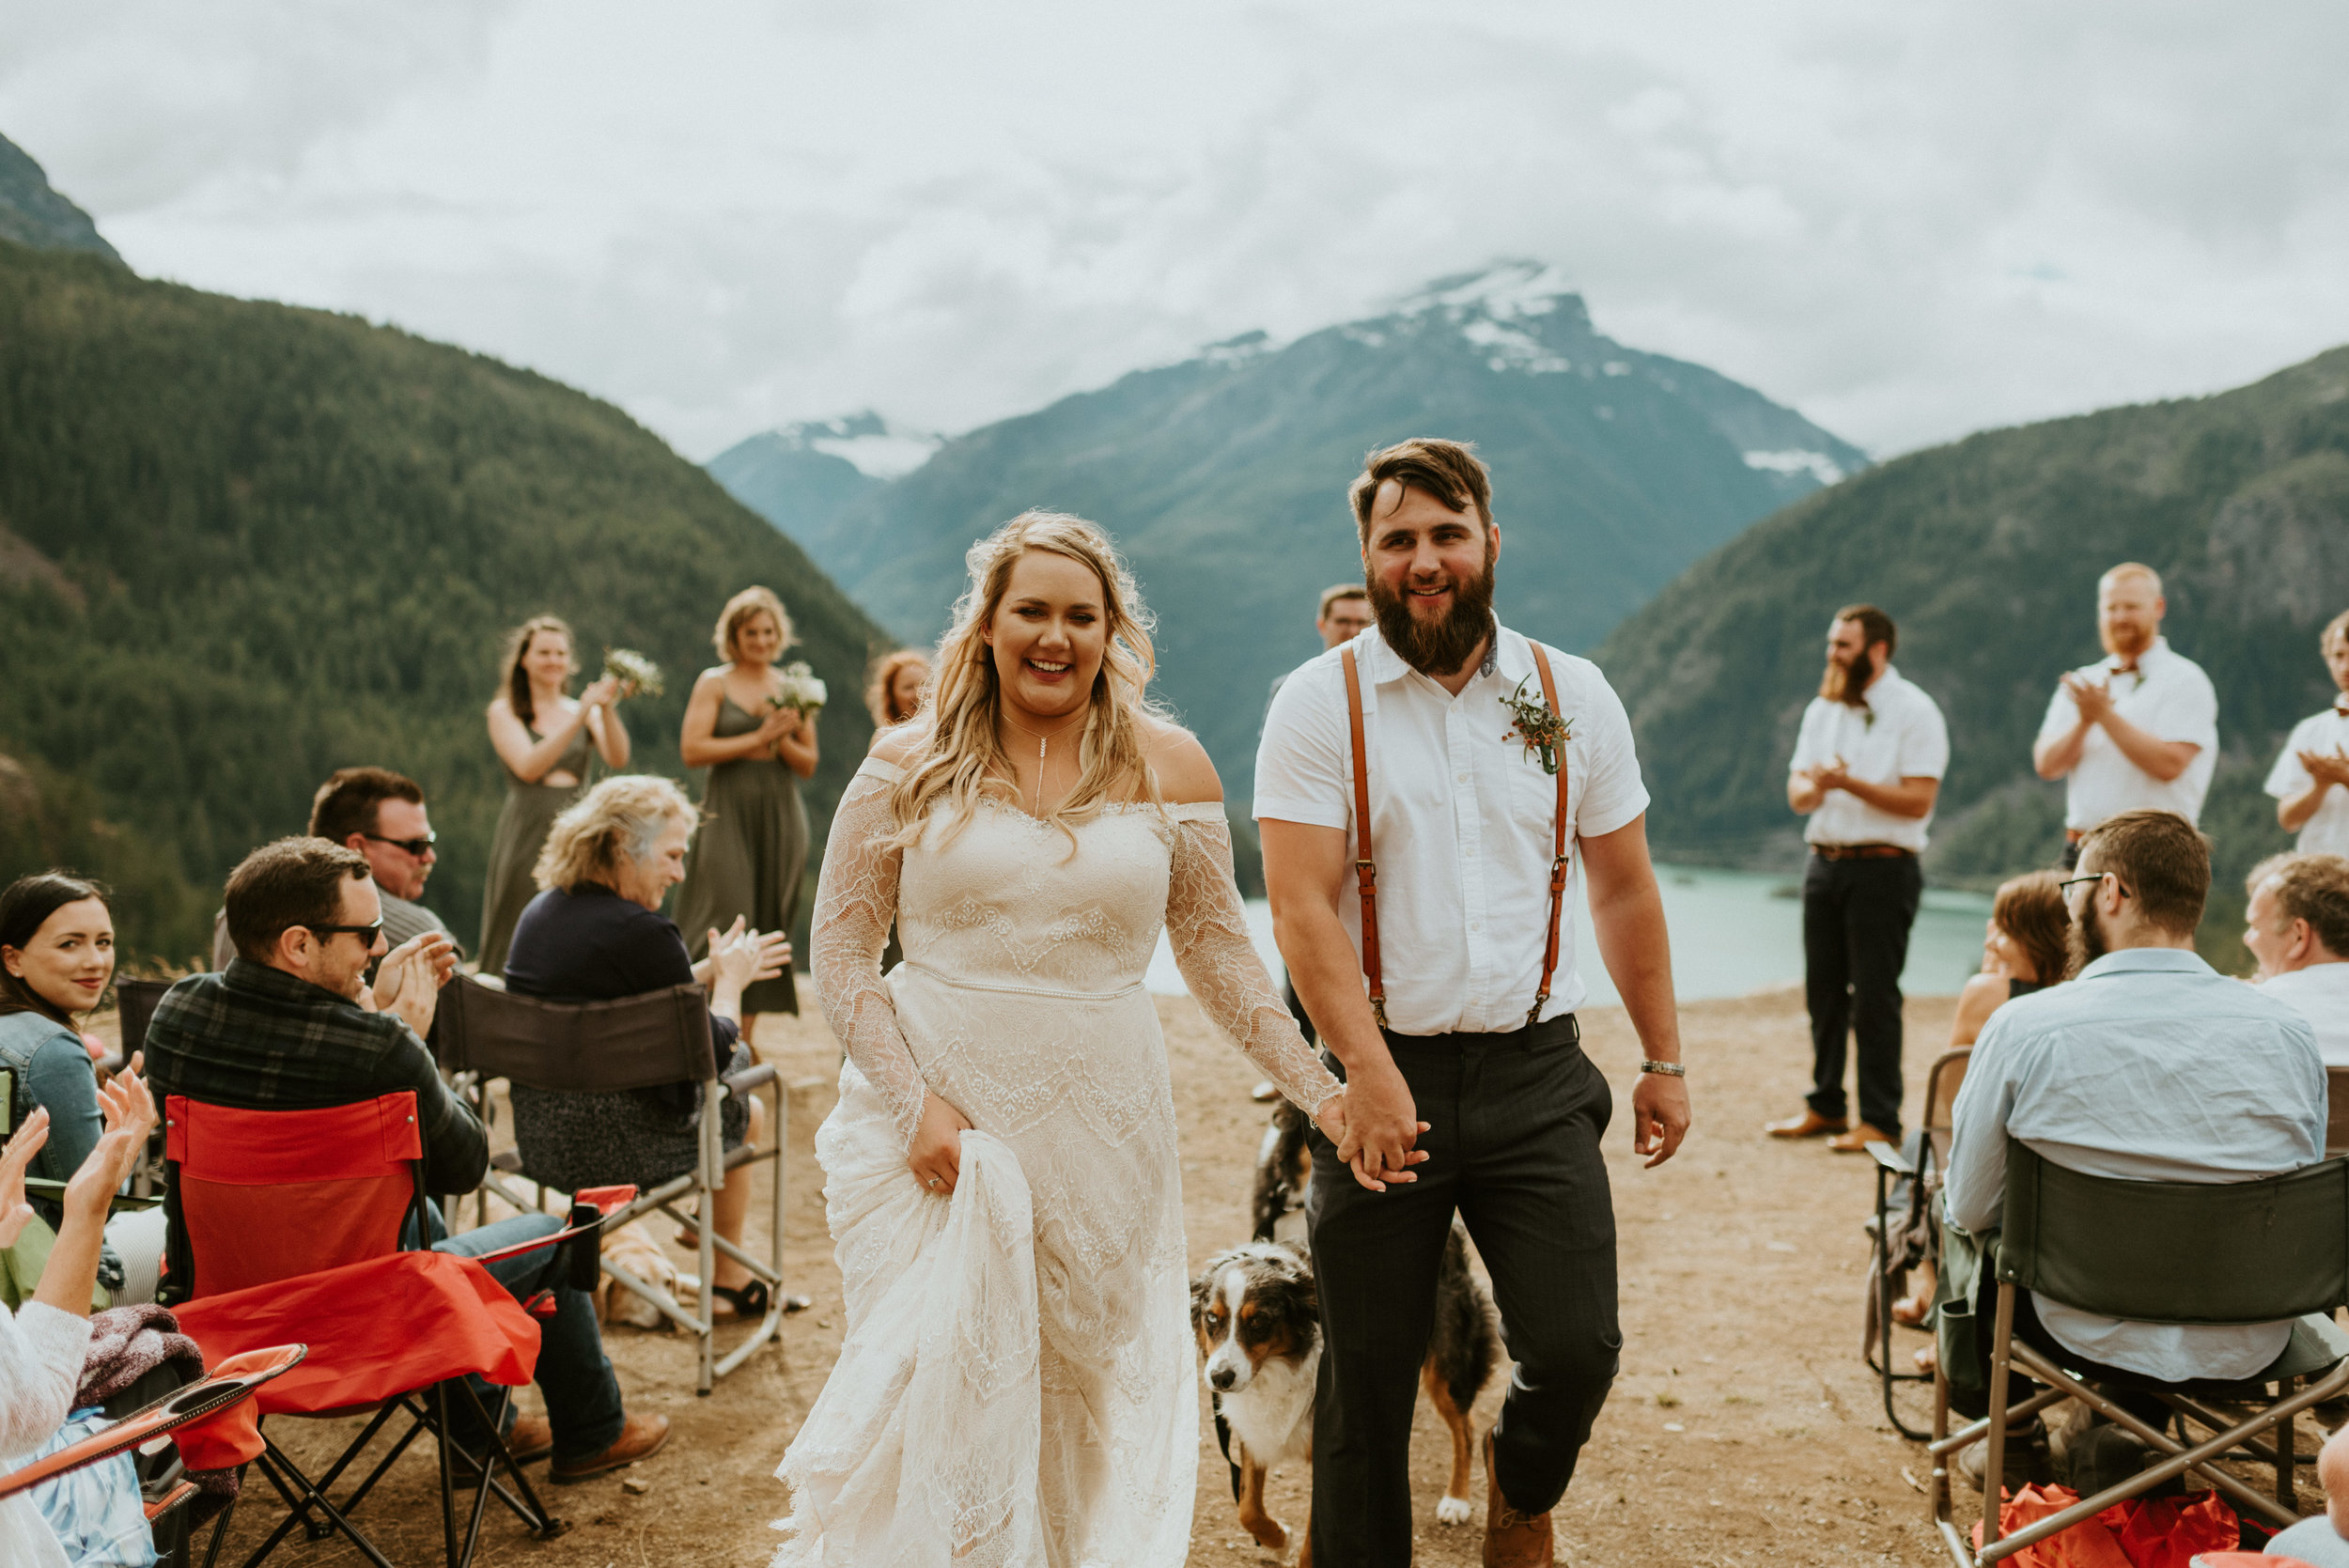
left=1144, top=863, right=1996, bottom=1005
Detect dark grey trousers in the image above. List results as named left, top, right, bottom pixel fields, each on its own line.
left=1306, top=1017, right=1620, bottom=1565
left=1801, top=851, right=1921, bottom=1139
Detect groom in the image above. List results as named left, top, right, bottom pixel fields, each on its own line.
left=1256, top=438, right=1691, bottom=1567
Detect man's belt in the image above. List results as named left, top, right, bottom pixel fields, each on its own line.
left=1811, top=843, right=1916, bottom=861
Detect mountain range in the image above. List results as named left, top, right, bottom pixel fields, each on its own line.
left=0, top=233, right=885, bottom=960
left=0, top=132, right=120, bottom=263
left=710, top=262, right=1868, bottom=796
left=1598, top=345, right=2349, bottom=961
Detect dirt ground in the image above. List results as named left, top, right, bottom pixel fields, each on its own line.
left=190, top=985, right=2091, bottom=1565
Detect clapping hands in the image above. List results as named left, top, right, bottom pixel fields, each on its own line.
left=368, top=932, right=458, bottom=1037
left=706, top=916, right=792, bottom=993
left=2299, top=747, right=2349, bottom=790
left=66, top=1057, right=158, bottom=1224
left=2061, top=671, right=2116, bottom=724
left=0, top=1106, right=51, bottom=1250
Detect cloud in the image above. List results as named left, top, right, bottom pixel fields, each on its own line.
left=4, top=0, right=2346, bottom=461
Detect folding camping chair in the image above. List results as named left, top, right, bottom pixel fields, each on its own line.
left=432, top=971, right=788, bottom=1394
left=1865, top=1047, right=1971, bottom=1439
left=1927, top=1141, right=2349, bottom=1566
left=2327, top=1065, right=2349, bottom=1157
left=161, top=1089, right=593, bottom=1568
left=108, top=974, right=173, bottom=1196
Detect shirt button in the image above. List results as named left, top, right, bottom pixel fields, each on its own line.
left=1470, top=921, right=1482, bottom=932
left=1456, top=772, right=1470, bottom=783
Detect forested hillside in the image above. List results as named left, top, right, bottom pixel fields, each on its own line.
left=0, top=241, right=885, bottom=961
left=1599, top=346, right=2349, bottom=961
left=721, top=262, right=1865, bottom=795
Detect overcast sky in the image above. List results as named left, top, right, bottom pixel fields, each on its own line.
left=6, top=1, right=2346, bottom=464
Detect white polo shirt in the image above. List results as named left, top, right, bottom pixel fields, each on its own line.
left=2255, top=965, right=2349, bottom=1066
left=1787, top=665, right=1951, bottom=853
left=1253, top=624, right=1651, bottom=1036
left=2263, top=703, right=2349, bottom=856
left=2034, top=638, right=2218, bottom=831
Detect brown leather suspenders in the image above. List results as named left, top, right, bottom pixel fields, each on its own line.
left=1340, top=647, right=1388, bottom=1030
left=1341, top=643, right=1573, bottom=1034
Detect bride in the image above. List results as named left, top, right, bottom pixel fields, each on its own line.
left=772, top=512, right=1392, bottom=1566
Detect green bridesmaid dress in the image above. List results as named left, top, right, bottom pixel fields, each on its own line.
left=673, top=695, right=805, bottom=1015
left=476, top=720, right=595, bottom=977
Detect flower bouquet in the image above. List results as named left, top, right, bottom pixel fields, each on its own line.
left=770, top=661, right=829, bottom=716
left=600, top=647, right=664, bottom=699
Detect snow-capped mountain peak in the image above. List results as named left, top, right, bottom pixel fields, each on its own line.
left=770, top=411, right=942, bottom=479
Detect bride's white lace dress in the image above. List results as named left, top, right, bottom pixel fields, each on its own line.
left=771, top=755, right=1340, bottom=1568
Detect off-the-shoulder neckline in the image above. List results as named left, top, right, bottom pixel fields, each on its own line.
left=851, top=756, right=1223, bottom=822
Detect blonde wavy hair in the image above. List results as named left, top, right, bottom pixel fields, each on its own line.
left=534, top=774, right=700, bottom=892
left=888, top=512, right=1163, bottom=850
left=714, top=585, right=794, bottom=662
left=864, top=647, right=932, bottom=727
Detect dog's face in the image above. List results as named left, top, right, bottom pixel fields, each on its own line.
left=1191, top=1242, right=1317, bottom=1394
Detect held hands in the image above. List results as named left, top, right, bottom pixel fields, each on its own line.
left=1630, top=1070, right=1691, bottom=1169
left=1330, top=1065, right=1431, bottom=1193
left=0, top=1106, right=51, bottom=1249
left=370, top=933, right=458, bottom=1038
left=908, top=1090, right=973, bottom=1197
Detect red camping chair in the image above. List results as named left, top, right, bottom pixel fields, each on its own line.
left=159, top=1090, right=596, bottom=1568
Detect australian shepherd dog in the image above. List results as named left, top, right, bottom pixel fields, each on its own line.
left=1192, top=1104, right=1502, bottom=1561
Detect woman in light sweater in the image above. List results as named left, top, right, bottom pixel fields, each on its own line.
left=0, top=1067, right=157, bottom=1567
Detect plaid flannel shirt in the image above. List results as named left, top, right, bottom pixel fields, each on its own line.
left=144, top=958, right=487, bottom=1195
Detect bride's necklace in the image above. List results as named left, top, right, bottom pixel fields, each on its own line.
left=1001, top=708, right=1087, bottom=816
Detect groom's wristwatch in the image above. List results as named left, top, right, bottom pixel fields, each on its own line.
left=1639, top=1060, right=1686, bottom=1077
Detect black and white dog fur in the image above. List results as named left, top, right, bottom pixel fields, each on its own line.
left=1193, top=1101, right=1502, bottom=1560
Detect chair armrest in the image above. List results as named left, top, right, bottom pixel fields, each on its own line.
left=722, top=1063, right=780, bottom=1096
left=1866, top=1140, right=1912, bottom=1174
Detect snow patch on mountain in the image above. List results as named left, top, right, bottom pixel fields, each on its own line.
left=770, top=411, right=942, bottom=478
left=1742, top=449, right=1847, bottom=486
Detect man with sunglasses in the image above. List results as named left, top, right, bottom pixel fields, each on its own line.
left=208, top=767, right=458, bottom=970
left=148, top=836, right=672, bottom=1481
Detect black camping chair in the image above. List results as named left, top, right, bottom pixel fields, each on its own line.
left=1864, top=1047, right=1970, bottom=1440
left=1928, top=1141, right=2349, bottom=1564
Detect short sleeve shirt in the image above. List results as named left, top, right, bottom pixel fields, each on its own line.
left=1253, top=623, right=1650, bottom=1035
left=2034, top=638, right=2218, bottom=830
left=2263, top=704, right=2349, bottom=855
left=1787, top=665, right=1950, bottom=852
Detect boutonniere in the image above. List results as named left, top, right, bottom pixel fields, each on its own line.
left=1861, top=706, right=1876, bottom=730
left=1500, top=675, right=1571, bottom=775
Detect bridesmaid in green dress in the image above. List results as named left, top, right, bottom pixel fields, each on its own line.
left=674, top=586, right=817, bottom=1032
left=478, top=614, right=633, bottom=975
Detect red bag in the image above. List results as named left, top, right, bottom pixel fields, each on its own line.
left=1972, top=1484, right=2238, bottom=1568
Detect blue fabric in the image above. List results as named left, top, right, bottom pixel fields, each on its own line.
left=2269, top=1514, right=2349, bottom=1565
left=23, top=1407, right=155, bottom=1568
left=0, top=1014, right=101, bottom=1187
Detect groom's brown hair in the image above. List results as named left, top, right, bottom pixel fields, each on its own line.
left=1349, top=439, right=1493, bottom=543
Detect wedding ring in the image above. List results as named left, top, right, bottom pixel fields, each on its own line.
left=926, top=1176, right=941, bottom=1189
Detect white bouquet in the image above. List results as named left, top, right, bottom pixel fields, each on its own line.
left=770, top=660, right=828, bottom=715
left=600, top=646, right=664, bottom=699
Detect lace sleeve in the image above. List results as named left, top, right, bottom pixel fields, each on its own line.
left=812, top=762, right=927, bottom=1147
left=1164, top=810, right=1343, bottom=1118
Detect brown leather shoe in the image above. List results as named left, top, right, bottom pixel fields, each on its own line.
left=551, top=1413, right=671, bottom=1483
left=1481, top=1430, right=1553, bottom=1568
left=1763, top=1109, right=1848, bottom=1139
left=450, top=1414, right=553, bottom=1486
left=1827, top=1123, right=1895, bottom=1153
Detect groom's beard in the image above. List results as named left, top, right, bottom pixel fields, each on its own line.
left=1821, top=647, right=1876, bottom=706
left=2064, top=904, right=2109, bottom=979
left=1367, top=551, right=1498, bottom=678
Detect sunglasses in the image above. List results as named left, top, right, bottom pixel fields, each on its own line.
left=2058, top=873, right=2130, bottom=900
left=364, top=832, right=437, bottom=858
left=303, top=920, right=385, bottom=945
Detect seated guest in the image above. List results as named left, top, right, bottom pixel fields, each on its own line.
left=210, top=767, right=458, bottom=970
left=2245, top=852, right=2349, bottom=1064
left=2268, top=1422, right=2349, bottom=1564
left=1945, top=810, right=2322, bottom=1388
left=1947, top=870, right=2071, bottom=1048
left=1890, top=870, right=2073, bottom=1328
left=0, top=874, right=169, bottom=1305
left=148, top=837, right=668, bottom=1481
left=503, top=777, right=789, bottom=1317
left=0, top=1065, right=158, bottom=1568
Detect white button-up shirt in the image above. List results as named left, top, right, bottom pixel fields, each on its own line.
left=2035, top=637, right=2218, bottom=831
left=2256, top=964, right=2349, bottom=1066
left=2264, top=703, right=2349, bottom=855
left=1787, top=665, right=1950, bottom=852
left=1944, top=947, right=2324, bottom=1381
left=1253, top=623, right=1651, bottom=1036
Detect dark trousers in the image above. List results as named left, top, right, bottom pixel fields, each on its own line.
left=1306, top=1018, right=1619, bottom=1566
left=426, top=1208, right=628, bottom=1463
left=1802, top=852, right=1921, bottom=1139
left=1283, top=976, right=1317, bottom=1048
